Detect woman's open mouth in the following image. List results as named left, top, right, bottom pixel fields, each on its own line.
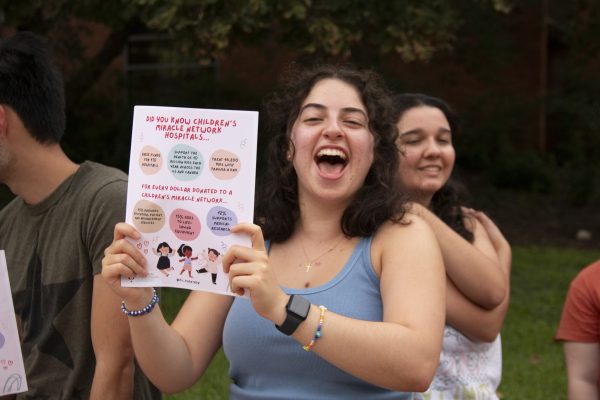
left=315, top=148, right=348, bottom=177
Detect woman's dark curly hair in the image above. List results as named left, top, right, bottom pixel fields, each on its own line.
left=392, top=93, right=474, bottom=243
left=255, top=64, right=407, bottom=243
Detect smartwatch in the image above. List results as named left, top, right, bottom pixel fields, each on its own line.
left=275, top=294, right=311, bottom=335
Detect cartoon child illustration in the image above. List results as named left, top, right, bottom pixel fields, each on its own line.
left=152, top=242, right=173, bottom=277
left=197, top=248, right=222, bottom=285
left=177, top=244, right=197, bottom=278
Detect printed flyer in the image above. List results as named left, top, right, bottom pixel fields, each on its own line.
left=122, top=105, right=258, bottom=296
left=0, top=250, right=28, bottom=395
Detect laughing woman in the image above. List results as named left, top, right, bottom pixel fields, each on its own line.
left=102, top=66, right=445, bottom=399
left=393, top=93, right=511, bottom=400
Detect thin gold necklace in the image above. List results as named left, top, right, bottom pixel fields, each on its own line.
left=299, top=234, right=346, bottom=272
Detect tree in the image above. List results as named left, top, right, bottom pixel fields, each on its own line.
left=0, top=0, right=515, bottom=209
left=0, top=0, right=512, bottom=105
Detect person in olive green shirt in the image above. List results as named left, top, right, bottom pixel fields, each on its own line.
left=0, top=31, right=160, bottom=399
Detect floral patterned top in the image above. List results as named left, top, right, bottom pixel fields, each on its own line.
left=415, top=325, right=502, bottom=400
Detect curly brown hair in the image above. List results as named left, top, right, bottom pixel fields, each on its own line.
left=255, top=64, right=407, bottom=242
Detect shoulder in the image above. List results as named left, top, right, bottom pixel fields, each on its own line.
left=68, top=163, right=128, bottom=225
left=578, top=260, right=600, bottom=280
left=78, top=161, right=127, bottom=185
left=371, top=215, right=439, bottom=271
left=0, top=196, right=21, bottom=217
left=373, top=213, right=435, bottom=246
left=557, top=260, right=600, bottom=342
left=74, top=162, right=127, bottom=201
left=562, top=260, right=600, bottom=314
left=0, top=197, right=22, bottom=234
left=571, top=260, right=600, bottom=293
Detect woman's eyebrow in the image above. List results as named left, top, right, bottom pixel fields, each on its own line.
left=299, top=103, right=368, bottom=119
left=340, top=107, right=368, bottom=118
left=298, top=103, right=369, bottom=120
left=399, top=129, right=422, bottom=137
left=299, top=103, right=326, bottom=113
left=400, top=127, right=452, bottom=136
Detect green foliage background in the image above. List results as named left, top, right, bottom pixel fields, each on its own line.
left=2, top=1, right=599, bottom=212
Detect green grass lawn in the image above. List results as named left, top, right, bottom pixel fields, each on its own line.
left=160, top=245, right=600, bottom=400
left=158, top=289, right=231, bottom=400
left=498, top=246, right=600, bottom=399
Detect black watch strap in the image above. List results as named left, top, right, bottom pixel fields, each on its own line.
left=275, top=294, right=311, bottom=335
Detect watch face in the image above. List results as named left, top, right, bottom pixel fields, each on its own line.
left=288, top=295, right=310, bottom=318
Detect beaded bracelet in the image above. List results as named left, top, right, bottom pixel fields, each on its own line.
left=120, top=288, right=159, bottom=317
left=303, top=305, right=327, bottom=351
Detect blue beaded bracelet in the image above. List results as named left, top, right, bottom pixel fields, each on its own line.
left=120, top=288, right=159, bottom=317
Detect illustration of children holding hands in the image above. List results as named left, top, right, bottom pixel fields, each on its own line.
left=152, top=242, right=174, bottom=277
left=177, top=244, right=197, bottom=278
left=196, top=248, right=222, bottom=285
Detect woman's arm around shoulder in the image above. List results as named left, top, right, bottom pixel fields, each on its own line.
left=446, top=210, right=512, bottom=341
left=409, top=202, right=507, bottom=309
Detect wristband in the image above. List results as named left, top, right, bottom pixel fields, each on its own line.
left=120, top=288, right=159, bottom=317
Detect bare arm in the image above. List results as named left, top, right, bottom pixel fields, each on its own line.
left=446, top=279, right=509, bottom=342
left=564, top=342, right=599, bottom=400
left=410, top=202, right=506, bottom=309
left=446, top=211, right=512, bottom=341
left=129, top=291, right=232, bottom=393
left=225, top=218, right=446, bottom=392
left=317, top=216, right=446, bottom=391
left=101, top=223, right=233, bottom=394
left=89, top=275, right=135, bottom=399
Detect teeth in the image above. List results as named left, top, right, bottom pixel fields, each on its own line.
left=317, top=148, right=347, bottom=160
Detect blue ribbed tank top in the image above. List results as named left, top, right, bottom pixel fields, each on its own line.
left=222, top=236, right=413, bottom=399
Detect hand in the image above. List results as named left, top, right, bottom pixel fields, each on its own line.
left=222, top=223, right=288, bottom=325
left=101, top=223, right=154, bottom=306
left=462, top=208, right=511, bottom=263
